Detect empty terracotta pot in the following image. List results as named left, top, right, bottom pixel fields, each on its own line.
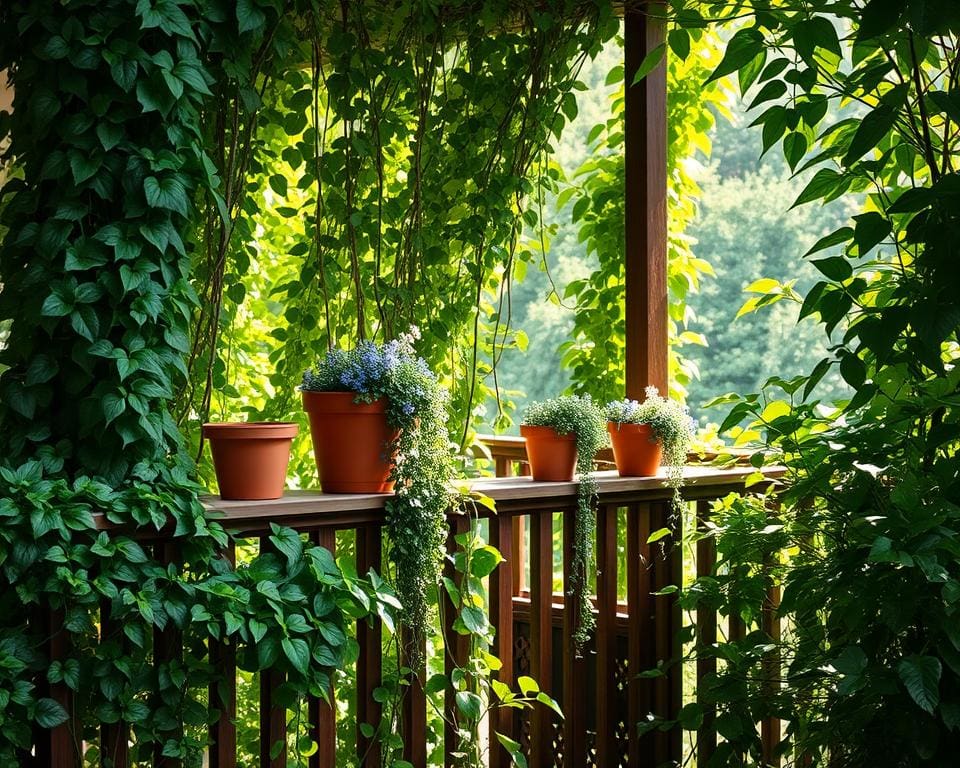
left=520, top=424, right=578, bottom=482
left=203, top=422, right=298, bottom=500
left=607, top=422, right=662, bottom=477
left=302, top=391, right=399, bottom=493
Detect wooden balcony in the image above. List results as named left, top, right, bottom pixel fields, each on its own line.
left=41, top=460, right=784, bottom=768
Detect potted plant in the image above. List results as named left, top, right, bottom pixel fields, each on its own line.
left=605, top=387, right=695, bottom=514
left=300, top=328, right=453, bottom=646
left=520, top=395, right=606, bottom=651
left=202, top=422, right=299, bottom=500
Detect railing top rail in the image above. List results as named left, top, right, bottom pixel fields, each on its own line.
left=199, top=465, right=785, bottom=535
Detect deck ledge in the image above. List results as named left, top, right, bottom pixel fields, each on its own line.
left=202, top=465, right=786, bottom=534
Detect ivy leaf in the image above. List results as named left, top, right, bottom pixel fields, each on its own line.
left=237, top=0, right=266, bottom=34
left=455, top=691, right=482, bottom=720
left=897, top=655, right=941, bottom=713
left=25, top=355, right=58, bottom=386
left=110, top=60, right=138, bottom=93
left=269, top=524, right=303, bottom=567
left=33, top=698, right=69, bottom=729
left=144, top=176, right=188, bottom=216
left=282, top=637, right=310, bottom=675
left=102, top=393, right=127, bottom=426
left=41, top=292, right=73, bottom=318
left=173, top=61, right=213, bottom=96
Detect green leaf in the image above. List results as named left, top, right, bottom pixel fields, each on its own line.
left=25, top=355, right=58, bottom=386
left=783, top=132, right=808, bottom=171
left=269, top=524, right=303, bottom=567
left=897, top=655, right=941, bottom=714
left=455, top=690, right=482, bottom=720
left=34, top=698, right=69, bottom=729
left=631, top=43, right=666, bottom=86
left=708, top=28, right=765, bottom=84
left=102, top=393, right=127, bottom=426
left=843, top=89, right=906, bottom=165
left=667, top=29, right=690, bottom=60
left=237, top=0, right=266, bottom=34
left=282, top=637, right=310, bottom=675
left=853, top=212, right=891, bottom=255
left=470, top=546, right=503, bottom=578
left=811, top=256, right=852, bottom=282
left=424, top=673, right=448, bottom=695
left=804, top=227, right=854, bottom=257
left=144, top=176, right=188, bottom=216
left=792, top=168, right=847, bottom=208
left=647, top=527, right=672, bottom=544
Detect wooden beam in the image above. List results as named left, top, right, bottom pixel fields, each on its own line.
left=624, top=3, right=668, bottom=400
left=0, top=70, right=11, bottom=113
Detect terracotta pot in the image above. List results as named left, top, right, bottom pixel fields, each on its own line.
left=520, top=424, right=578, bottom=482
left=302, top=391, right=399, bottom=493
left=607, top=422, right=662, bottom=477
left=203, top=422, right=298, bottom=500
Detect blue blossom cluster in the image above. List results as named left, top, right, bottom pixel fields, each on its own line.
left=301, top=328, right=439, bottom=429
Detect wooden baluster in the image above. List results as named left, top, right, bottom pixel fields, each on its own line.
left=259, top=538, right=286, bottom=768
left=561, top=510, right=588, bottom=767
left=310, top=530, right=337, bottom=768
left=488, top=511, right=517, bottom=768
left=33, top=607, right=78, bottom=768
left=209, top=543, right=237, bottom=768
left=695, top=500, right=717, bottom=765
left=626, top=502, right=653, bottom=768
left=761, top=499, right=783, bottom=767
left=651, top=502, right=682, bottom=765
left=356, top=525, right=382, bottom=767
left=443, top=515, right=471, bottom=768
left=495, top=457, right=512, bottom=477
left=595, top=504, right=619, bottom=767
left=100, top=602, right=129, bottom=768
left=155, top=543, right=184, bottom=768
left=528, top=509, right=555, bottom=767
left=401, top=625, right=427, bottom=768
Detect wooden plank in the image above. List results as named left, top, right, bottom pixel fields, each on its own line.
left=311, top=530, right=337, bottom=768
left=100, top=603, right=129, bottom=768
left=627, top=503, right=653, bottom=768
left=209, top=543, right=237, bottom=768
left=489, top=512, right=517, bottom=768
left=624, top=1, right=668, bottom=399
left=650, top=502, right=682, bottom=765
left=258, top=538, right=286, bottom=768
left=528, top=510, right=555, bottom=767
left=561, top=510, right=588, bottom=767
left=695, top=500, right=717, bottom=765
left=356, top=525, right=382, bottom=767
left=401, top=626, right=427, bottom=768
left=512, top=516, right=527, bottom=595
left=34, top=608, right=77, bottom=768
left=595, top=504, right=619, bottom=767
left=444, top=516, right=471, bottom=768
left=155, top=543, right=184, bottom=768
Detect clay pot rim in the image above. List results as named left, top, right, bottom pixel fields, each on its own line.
left=301, top=390, right=387, bottom=413
left=607, top=421, right=657, bottom=434
left=520, top=424, right=576, bottom=441
left=203, top=422, right=299, bottom=440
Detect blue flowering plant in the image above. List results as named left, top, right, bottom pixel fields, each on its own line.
left=301, top=328, right=454, bottom=649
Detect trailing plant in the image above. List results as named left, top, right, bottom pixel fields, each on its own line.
left=606, top=386, right=695, bottom=515
left=521, top=395, right=605, bottom=651
left=431, top=492, right=563, bottom=767
left=658, top=1, right=960, bottom=765
left=301, top=328, right=454, bottom=653
left=178, top=0, right=621, bottom=462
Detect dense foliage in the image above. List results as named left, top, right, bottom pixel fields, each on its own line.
left=302, top=329, right=454, bottom=651
left=665, top=1, right=960, bottom=765
left=521, top=394, right=605, bottom=650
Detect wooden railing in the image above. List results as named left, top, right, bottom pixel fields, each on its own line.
left=36, top=457, right=784, bottom=768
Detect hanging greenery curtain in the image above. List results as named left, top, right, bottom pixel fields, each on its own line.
left=177, top=0, right=620, bottom=477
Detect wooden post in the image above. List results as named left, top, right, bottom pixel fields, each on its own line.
left=624, top=2, right=669, bottom=400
